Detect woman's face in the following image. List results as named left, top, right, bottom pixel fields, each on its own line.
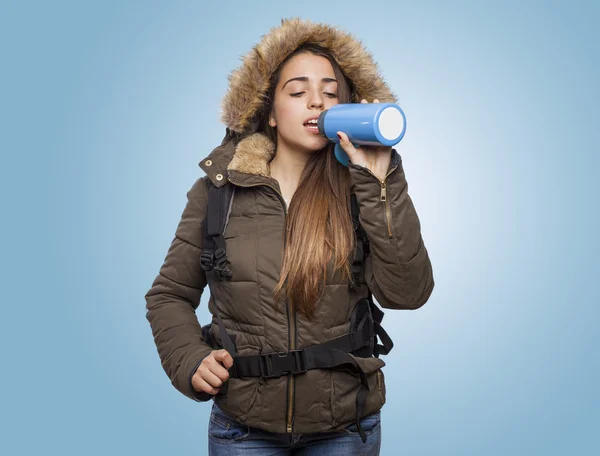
left=269, top=52, right=340, bottom=154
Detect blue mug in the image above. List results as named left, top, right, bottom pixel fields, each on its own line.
left=317, top=102, right=406, bottom=166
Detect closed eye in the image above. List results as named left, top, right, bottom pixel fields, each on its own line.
left=290, top=92, right=338, bottom=98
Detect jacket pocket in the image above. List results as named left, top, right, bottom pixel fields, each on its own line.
left=330, top=355, right=386, bottom=427
left=216, top=345, right=261, bottom=420
left=222, top=376, right=259, bottom=419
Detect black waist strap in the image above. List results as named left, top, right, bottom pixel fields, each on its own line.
left=229, top=323, right=372, bottom=378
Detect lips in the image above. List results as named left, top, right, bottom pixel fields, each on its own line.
left=304, top=124, right=320, bottom=135
left=303, top=116, right=320, bottom=136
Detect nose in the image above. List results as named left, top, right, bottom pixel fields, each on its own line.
left=308, top=91, right=324, bottom=109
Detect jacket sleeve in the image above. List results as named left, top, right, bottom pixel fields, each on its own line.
left=144, top=175, right=215, bottom=402
left=348, top=149, right=435, bottom=310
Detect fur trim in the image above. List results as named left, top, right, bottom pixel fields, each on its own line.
left=220, top=17, right=397, bottom=135
left=227, top=132, right=275, bottom=177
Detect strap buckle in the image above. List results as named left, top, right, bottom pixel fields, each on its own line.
left=259, top=349, right=307, bottom=379
left=200, top=251, right=214, bottom=271
left=214, top=247, right=226, bottom=262
left=212, top=247, right=232, bottom=279
left=290, top=349, right=307, bottom=374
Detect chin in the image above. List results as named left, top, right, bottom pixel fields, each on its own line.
left=302, top=135, right=330, bottom=152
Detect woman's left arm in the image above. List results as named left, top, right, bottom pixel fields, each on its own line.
left=337, top=98, right=434, bottom=310
left=343, top=142, right=435, bottom=310
left=338, top=107, right=434, bottom=310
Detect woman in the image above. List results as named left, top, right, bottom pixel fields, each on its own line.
left=145, top=17, right=434, bottom=455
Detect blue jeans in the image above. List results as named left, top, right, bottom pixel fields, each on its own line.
left=208, top=402, right=381, bottom=455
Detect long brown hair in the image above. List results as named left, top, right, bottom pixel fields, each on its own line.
left=255, top=43, right=357, bottom=320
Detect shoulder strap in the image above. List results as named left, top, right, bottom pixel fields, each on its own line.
left=199, top=181, right=237, bottom=355
left=349, top=193, right=370, bottom=291
left=200, top=181, right=235, bottom=280
left=349, top=194, right=393, bottom=357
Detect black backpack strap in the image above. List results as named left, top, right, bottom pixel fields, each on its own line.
left=199, top=181, right=237, bottom=356
left=348, top=195, right=393, bottom=358
left=367, top=290, right=394, bottom=357
left=230, top=305, right=375, bottom=378
left=200, top=182, right=234, bottom=280
left=349, top=193, right=370, bottom=291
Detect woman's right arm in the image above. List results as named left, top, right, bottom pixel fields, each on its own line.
left=144, top=176, right=216, bottom=402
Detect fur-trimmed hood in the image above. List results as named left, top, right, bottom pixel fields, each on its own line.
left=200, top=17, right=397, bottom=184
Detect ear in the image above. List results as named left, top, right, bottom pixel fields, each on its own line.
left=269, top=112, right=276, bottom=128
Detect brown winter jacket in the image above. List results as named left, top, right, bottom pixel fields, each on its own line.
left=145, top=17, right=434, bottom=435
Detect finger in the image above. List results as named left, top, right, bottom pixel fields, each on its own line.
left=201, top=368, right=225, bottom=388
left=336, top=131, right=358, bottom=155
left=360, top=99, right=368, bottom=104
left=194, top=376, right=220, bottom=395
left=207, top=360, right=231, bottom=382
left=374, top=98, right=380, bottom=103
left=213, top=349, right=234, bottom=369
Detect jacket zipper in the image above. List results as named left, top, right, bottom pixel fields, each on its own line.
left=225, top=177, right=295, bottom=433
left=282, top=197, right=295, bottom=432
left=287, top=302, right=295, bottom=432
left=361, top=165, right=398, bottom=239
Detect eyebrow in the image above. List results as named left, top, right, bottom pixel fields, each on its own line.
left=281, top=77, right=337, bottom=90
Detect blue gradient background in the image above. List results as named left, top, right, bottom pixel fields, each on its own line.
left=2, top=1, right=598, bottom=455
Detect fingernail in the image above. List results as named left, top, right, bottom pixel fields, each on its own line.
left=336, top=132, right=342, bottom=140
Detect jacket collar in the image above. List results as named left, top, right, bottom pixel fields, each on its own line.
left=198, top=128, right=401, bottom=192
left=198, top=131, right=277, bottom=188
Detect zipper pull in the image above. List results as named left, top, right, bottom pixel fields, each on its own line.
left=380, top=182, right=387, bottom=201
